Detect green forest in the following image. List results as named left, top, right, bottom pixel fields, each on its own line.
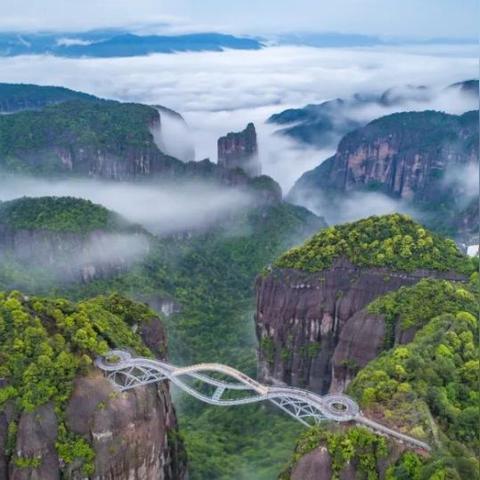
left=0, top=199, right=321, bottom=479
left=275, top=213, right=472, bottom=274
left=0, top=292, right=156, bottom=474
left=0, top=196, right=478, bottom=479
left=0, top=196, right=129, bottom=233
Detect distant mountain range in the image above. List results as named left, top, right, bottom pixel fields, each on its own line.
left=0, top=30, right=476, bottom=58
left=275, top=32, right=477, bottom=48
left=0, top=31, right=263, bottom=57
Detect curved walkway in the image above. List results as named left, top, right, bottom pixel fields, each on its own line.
left=95, top=350, right=430, bottom=451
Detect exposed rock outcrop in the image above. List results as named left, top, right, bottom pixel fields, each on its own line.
left=0, top=299, right=187, bottom=480
left=65, top=374, right=185, bottom=480
left=288, top=110, right=479, bottom=239
left=288, top=438, right=405, bottom=480
left=218, top=123, right=261, bottom=177
left=255, top=258, right=465, bottom=393
left=290, top=447, right=332, bottom=480
left=290, top=110, right=478, bottom=203
left=1, top=376, right=186, bottom=480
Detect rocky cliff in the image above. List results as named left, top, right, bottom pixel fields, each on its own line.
left=0, top=292, right=187, bottom=480
left=0, top=99, right=183, bottom=179
left=255, top=214, right=470, bottom=394
left=0, top=94, right=281, bottom=203
left=217, top=123, right=261, bottom=177
left=256, top=258, right=464, bottom=393
left=289, top=110, right=479, bottom=238
left=290, top=110, right=478, bottom=202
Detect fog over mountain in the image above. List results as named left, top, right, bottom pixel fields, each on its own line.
left=0, top=44, right=476, bottom=193
left=0, top=176, right=254, bottom=235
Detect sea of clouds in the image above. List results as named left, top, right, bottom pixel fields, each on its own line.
left=0, top=43, right=477, bottom=224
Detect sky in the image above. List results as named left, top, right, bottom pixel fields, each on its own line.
left=0, top=0, right=478, bottom=39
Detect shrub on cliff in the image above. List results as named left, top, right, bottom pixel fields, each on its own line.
left=347, top=278, right=479, bottom=479
left=274, top=213, right=472, bottom=274
left=0, top=291, right=155, bottom=473
left=279, top=425, right=388, bottom=480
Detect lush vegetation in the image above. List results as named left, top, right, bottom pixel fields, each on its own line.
left=347, top=277, right=479, bottom=479
left=0, top=196, right=129, bottom=233
left=2, top=191, right=476, bottom=479
left=0, top=291, right=156, bottom=474
left=282, top=277, right=478, bottom=479
left=0, top=201, right=321, bottom=479
left=0, top=83, right=97, bottom=112
left=74, top=204, right=322, bottom=479
left=279, top=425, right=388, bottom=480
left=368, top=277, right=479, bottom=348
left=0, top=99, right=168, bottom=174
left=275, top=213, right=472, bottom=273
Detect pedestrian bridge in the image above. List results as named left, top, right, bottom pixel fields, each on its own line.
left=95, top=350, right=430, bottom=452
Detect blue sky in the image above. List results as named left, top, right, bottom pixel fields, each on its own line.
left=1, top=0, right=478, bottom=39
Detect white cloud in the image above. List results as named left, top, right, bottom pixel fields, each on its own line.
left=0, top=45, right=476, bottom=192
left=55, top=38, right=94, bottom=47
left=0, top=176, right=254, bottom=235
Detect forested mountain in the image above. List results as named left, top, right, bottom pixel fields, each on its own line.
left=0, top=291, right=187, bottom=478
left=280, top=277, right=478, bottom=479
left=268, top=80, right=478, bottom=148
left=0, top=83, right=98, bottom=113
left=0, top=196, right=149, bottom=285
left=0, top=79, right=478, bottom=480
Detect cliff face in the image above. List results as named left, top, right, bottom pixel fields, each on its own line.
left=0, top=223, right=149, bottom=284
left=290, top=110, right=478, bottom=203
left=1, top=375, right=186, bottom=480
left=218, top=123, right=261, bottom=177
left=64, top=374, right=184, bottom=480
left=0, top=295, right=187, bottom=480
left=255, top=258, right=465, bottom=393
left=50, top=140, right=181, bottom=181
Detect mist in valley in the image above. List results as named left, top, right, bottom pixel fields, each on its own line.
left=0, top=43, right=476, bottom=197
left=0, top=175, right=254, bottom=236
